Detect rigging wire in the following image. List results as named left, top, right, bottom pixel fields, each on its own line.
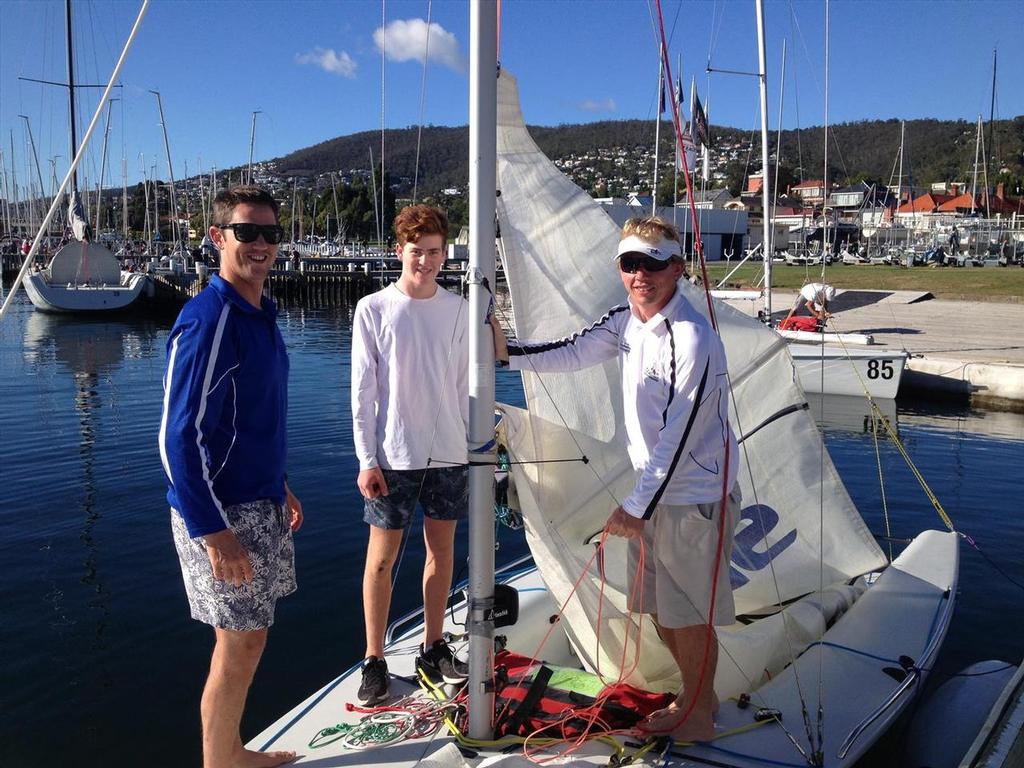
left=379, top=0, right=386, bottom=246
left=812, top=3, right=831, bottom=760
left=411, top=0, right=433, bottom=204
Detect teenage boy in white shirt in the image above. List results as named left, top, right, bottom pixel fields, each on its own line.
left=351, top=205, right=469, bottom=705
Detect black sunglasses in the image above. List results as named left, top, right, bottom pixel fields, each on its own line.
left=618, top=255, right=673, bottom=274
left=219, top=223, right=285, bottom=245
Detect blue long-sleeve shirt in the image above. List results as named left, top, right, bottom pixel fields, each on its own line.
left=159, top=274, right=289, bottom=538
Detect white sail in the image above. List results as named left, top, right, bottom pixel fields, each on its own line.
left=495, top=69, right=887, bottom=691
left=68, top=191, right=92, bottom=242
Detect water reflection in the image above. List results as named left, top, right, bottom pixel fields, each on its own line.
left=22, top=313, right=160, bottom=694
left=807, top=394, right=898, bottom=436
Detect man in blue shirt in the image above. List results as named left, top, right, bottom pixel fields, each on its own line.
left=159, top=185, right=302, bottom=768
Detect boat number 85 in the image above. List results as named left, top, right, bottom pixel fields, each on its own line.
left=867, top=360, right=894, bottom=380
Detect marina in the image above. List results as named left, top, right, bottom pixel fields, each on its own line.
left=2, top=1, right=1023, bottom=767
left=1, top=295, right=1022, bottom=767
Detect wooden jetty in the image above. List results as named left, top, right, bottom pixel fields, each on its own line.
left=161, top=255, right=493, bottom=308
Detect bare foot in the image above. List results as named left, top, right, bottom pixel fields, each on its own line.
left=673, top=685, right=719, bottom=714
left=641, top=703, right=715, bottom=743
left=233, top=748, right=298, bottom=767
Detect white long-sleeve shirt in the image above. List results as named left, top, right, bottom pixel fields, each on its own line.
left=351, top=283, right=469, bottom=471
left=508, top=289, right=738, bottom=519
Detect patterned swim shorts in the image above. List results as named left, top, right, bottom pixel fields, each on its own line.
left=363, top=466, right=468, bottom=530
left=171, top=499, right=296, bottom=631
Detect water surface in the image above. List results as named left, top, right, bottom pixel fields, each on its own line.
left=1, top=296, right=1021, bottom=767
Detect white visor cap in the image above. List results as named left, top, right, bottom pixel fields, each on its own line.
left=823, top=285, right=837, bottom=300
left=614, top=234, right=682, bottom=262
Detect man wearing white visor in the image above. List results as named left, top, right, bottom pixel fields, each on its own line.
left=492, top=216, right=739, bottom=742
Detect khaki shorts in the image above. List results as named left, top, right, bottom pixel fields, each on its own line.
left=626, top=486, right=740, bottom=629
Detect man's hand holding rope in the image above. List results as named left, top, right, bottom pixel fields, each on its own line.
left=604, top=506, right=644, bottom=539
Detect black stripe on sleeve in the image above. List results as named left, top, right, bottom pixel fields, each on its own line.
left=507, top=304, right=629, bottom=357
left=641, top=356, right=711, bottom=520
left=660, top=318, right=676, bottom=428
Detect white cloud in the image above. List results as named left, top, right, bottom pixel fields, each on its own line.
left=577, top=98, right=617, bottom=113
left=296, top=47, right=358, bottom=78
left=374, top=19, right=465, bottom=74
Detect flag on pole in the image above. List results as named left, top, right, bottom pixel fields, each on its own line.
left=658, top=78, right=666, bottom=114
left=691, top=83, right=709, bottom=148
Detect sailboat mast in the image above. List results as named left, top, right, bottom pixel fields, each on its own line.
left=151, top=91, right=180, bottom=247
left=986, top=48, right=996, bottom=170
left=971, top=116, right=981, bottom=215
left=896, top=121, right=905, bottom=238
left=331, top=172, right=342, bottom=244
left=247, top=110, right=261, bottom=185
left=291, top=177, right=297, bottom=246
left=122, top=156, right=128, bottom=240
left=65, top=0, right=79, bottom=192
left=652, top=43, right=664, bottom=216
left=755, top=0, right=772, bottom=319
left=95, top=98, right=117, bottom=236
left=19, top=117, right=47, bottom=238
left=467, top=0, right=497, bottom=741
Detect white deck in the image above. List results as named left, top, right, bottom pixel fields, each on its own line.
left=248, top=531, right=957, bottom=768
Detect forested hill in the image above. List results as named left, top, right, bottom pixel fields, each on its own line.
left=273, top=116, right=1023, bottom=196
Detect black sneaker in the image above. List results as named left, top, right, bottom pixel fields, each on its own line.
left=357, top=656, right=390, bottom=705
left=416, top=639, right=469, bottom=685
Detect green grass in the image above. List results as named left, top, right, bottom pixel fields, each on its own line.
left=704, top=263, right=1024, bottom=302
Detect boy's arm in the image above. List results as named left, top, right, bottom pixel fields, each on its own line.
left=351, top=302, right=388, bottom=498
left=505, top=305, right=626, bottom=373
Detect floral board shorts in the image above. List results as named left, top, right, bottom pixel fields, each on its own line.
left=171, top=499, right=296, bottom=631
left=363, top=466, right=468, bottom=530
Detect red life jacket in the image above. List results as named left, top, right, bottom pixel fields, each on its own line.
left=491, top=649, right=672, bottom=739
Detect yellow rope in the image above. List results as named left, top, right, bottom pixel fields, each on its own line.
left=870, top=409, right=894, bottom=563
left=823, top=317, right=955, bottom=532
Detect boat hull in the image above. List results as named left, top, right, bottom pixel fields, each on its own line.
left=23, top=271, right=149, bottom=313
left=791, top=345, right=909, bottom=399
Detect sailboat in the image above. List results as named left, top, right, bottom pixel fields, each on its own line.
left=705, top=11, right=908, bottom=400
left=249, top=3, right=957, bottom=766
left=20, top=0, right=151, bottom=314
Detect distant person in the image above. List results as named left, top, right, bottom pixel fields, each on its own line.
left=351, top=204, right=469, bottom=705
left=159, top=185, right=301, bottom=768
left=948, top=225, right=960, bottom=255
left=785, top=282, right=836, bottom=327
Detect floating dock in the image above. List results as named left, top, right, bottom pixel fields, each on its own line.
left=772, top=289, right=1024, bottom=404
left=824, top=290, right=1024, bottom=404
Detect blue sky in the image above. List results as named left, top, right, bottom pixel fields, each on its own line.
left=1, top=0, right=1021, bottom=188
